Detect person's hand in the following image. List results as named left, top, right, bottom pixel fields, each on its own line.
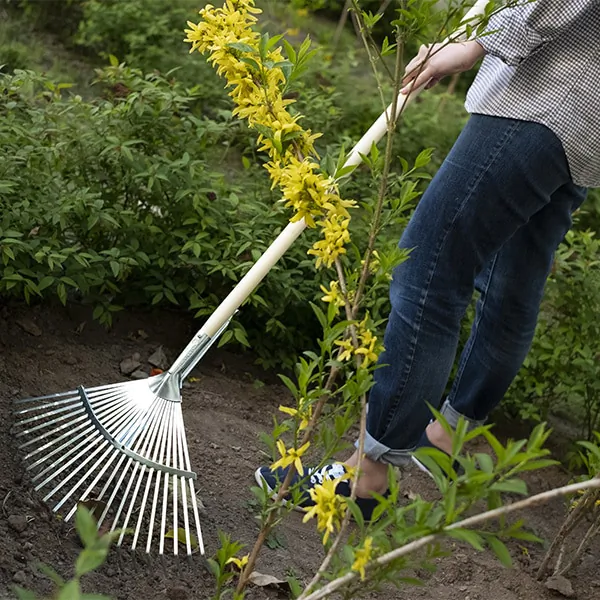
left=400, top=40, right=486, bottom=95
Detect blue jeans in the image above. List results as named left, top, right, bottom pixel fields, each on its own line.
left=362, top=114, right=587, bottom=466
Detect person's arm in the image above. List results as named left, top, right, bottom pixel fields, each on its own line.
left=480, top=0, right=595, bottom=66
left=400, top=0, right=594, bottom=93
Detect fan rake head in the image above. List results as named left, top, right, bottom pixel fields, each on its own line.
left=12, top=373, right=204, bottom=556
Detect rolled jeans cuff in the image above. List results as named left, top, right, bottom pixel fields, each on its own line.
left=440, top=399, right=486, bottom=430
left=355, top=430, right=413, bottom=467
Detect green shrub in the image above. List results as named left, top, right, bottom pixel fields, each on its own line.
left=504, top=226, right=600, bottom=440
left=0, top=64, right=330, bottom=366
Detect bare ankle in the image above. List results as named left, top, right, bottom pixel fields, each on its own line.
left=345, top=454, right=388, bottom=497
left=426, top=420, right=453, bottom=455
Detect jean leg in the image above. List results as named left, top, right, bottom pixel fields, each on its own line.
left=442, top=182, right=587, bottom=426
left=364, top=115, right=574, bottom=465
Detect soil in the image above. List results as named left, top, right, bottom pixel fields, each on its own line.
left=0, top=303, right=598, bottom=600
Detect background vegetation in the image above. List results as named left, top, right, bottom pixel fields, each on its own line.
left=1, top=0, right=599, bottom=443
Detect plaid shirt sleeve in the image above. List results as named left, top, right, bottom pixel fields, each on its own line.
left=478, top=0, right=596, bottom=66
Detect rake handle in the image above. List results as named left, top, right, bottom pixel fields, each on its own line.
left=173, top=0, right=491, bottom=367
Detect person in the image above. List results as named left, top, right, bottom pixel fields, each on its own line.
left=256, top=0, right=600, bottom=518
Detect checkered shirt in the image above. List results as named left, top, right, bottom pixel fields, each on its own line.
left=465, top=0, right=600, bottom=188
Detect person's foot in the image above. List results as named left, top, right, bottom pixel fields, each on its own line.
left=412, top=422, right=460, bottom=477
left=254, top=462, right=388, bottom=521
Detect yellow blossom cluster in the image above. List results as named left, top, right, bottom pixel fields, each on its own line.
left=302, top=471, right=351, bottom=544
left=185, top=0, right=355, bottom=268
left=351, top=537, right=373, bottom=580
left=335, top=315, right=382, bottom=368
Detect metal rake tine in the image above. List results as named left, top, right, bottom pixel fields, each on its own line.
left=19, top=413, right=89, bottom=450
left=130, top=400, right=171, bottom=550
left=54, top=390, right=160, bottom=517
left=111, top=397, right=168, bottom=538
left=41, top=437, right=107, bottom=498
left=96, top=394, right=166, bottom=529
left=117, top=398, right=170, bottom=546
left=174, top=406, right=191, bottom=555
left=16, top=408, right=86, bottom=438
left=146, top=400, right=174, bottom=554
left=178, top=404, right=204, bottom=554
left=159, top=401, right=176, bottom=555
left=15, top=389, right=79, bottom=405
left=15, top=396, right=80, bottom=417
left=97, top=455, right=134, bottom=530
left=17, top=401, right=86, bottom=427
left=64, top=448, right=122, bottom=521
left=23, top=420, right=93, bottom=462
left=53, top=442, right=118, bottom=512
left=32, top=432, right=100, bottom=483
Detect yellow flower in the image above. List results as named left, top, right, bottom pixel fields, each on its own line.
left=320, top=281, right=344, bottom=307
left=334, top=338, right=354, bottom=362
left=271, top=439, right=310, bottom=475
left=279, top=402, right=312, bottom=431
left=351, top=537, right=373, bottom=580
left=226, top=553, right=249, bottom=570
left=302, top=472, right=349, bottom=544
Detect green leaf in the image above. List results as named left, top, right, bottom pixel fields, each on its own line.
left=37, top=563, right=65, bottom=586
left=447, top=528, right=484, bottom=551
left=75, top=505, right=99, bottom=548
left=76, top=548, right=108, bottom=577
left=476, top=453, right=494, bottom=474
left=487, top=536, right=512, bottom=568
left=345, top=498, right=364, bottom=530
left=58, top=580, right=80, bottom=600
left=228, top=42, right=255, bottom=53
left=14, top=587, right=37, bottom=600
left=490, top=479, right=528, bottom=495
left=164, top=528, right=199, bottom=551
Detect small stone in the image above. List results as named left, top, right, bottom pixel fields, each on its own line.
left=131, top=370, right=149, bottom=380
left=16, top=319, right=42, bottom=337
left=106, top=568, right=118, bottom=577
left=182, top=382, right=192, bottom=389
left=8, top=515, right=28, bottom=533
left=23, top=542, right=33, bottom=552
left=120, top=357, right=142, bottom=375
left=166, top=586, right=189, bottom=600
left=148, top=346, right=169, bottom=370
left=231, top=446, right=241, bottom=452
left=545, top=575, right=575, bottom=598
left=45, top=349, right=55, bottom=356
left=215, top=458, right=223, bottom=465
left=12, top=570, right=27, bottom=585
left=132, top=352, right=141, bottom=362
left=210, top=442, right=219, bottom=449
left=14, top=552, right=26, bottom=563
left=63, top=356, right=78, bottom=366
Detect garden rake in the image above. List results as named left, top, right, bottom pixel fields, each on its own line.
left=12, top=0, right=490, bottom=557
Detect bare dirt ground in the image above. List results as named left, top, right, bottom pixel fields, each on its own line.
left=0, top=303, right=598, bottom=600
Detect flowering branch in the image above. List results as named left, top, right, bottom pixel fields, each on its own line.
left=302, top=478, right=600, bottom=600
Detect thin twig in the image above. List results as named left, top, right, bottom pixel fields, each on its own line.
left=236, top=366, right=340, bottom=592
left=298, top=391, right=368, bottom=600
left=556, top=506, right=600, bottom=578
left=351, top=14, right=405, bottom=318
left=302, top=478, right=600, bottom=600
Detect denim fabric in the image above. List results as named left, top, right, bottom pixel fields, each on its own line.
left=363, top=114, right=587, bottom=466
